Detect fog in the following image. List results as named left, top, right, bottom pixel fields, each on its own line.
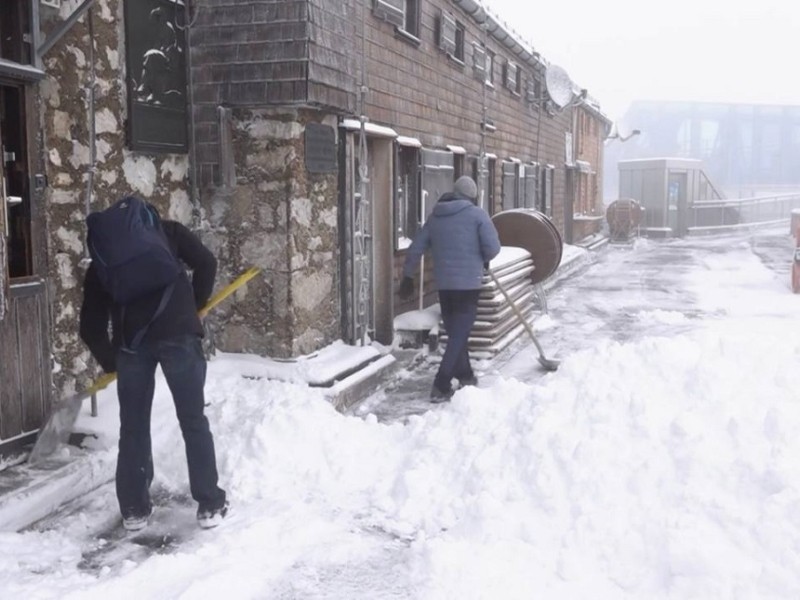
left=487, top=0, right=800, bottom=120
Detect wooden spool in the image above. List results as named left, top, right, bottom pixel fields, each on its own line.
left=606, top=198, right=644, bottom=240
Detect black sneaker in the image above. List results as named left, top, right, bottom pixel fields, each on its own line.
left=197, top=501, right=230, bottom=529
left=430, top=386, right=454, bottom=403
left=458, top=376, right=479, bottom=387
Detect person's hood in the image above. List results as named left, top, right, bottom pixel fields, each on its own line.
left=432, top=196, right=475, bottom=217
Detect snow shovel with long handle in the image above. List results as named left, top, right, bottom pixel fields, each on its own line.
left=27, top=266, right=262, bottom=465
left=487, top=268, right=559, bottom=371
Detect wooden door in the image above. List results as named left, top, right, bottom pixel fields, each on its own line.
left=0, top=82, right=52, bottom=454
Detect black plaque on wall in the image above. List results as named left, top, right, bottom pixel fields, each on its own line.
left=304, top=123, right=337, bottom=173
left=124, top=0, right=188, bottom=154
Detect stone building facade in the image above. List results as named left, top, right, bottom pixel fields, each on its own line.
left=187, top=0, right=608, bottom=346
left=0, top=0, right=609, bottom=453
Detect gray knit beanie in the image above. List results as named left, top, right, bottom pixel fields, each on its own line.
left=453, top=175, right=478, bottom=200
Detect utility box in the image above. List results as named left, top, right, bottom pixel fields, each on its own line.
left=618, top=158, right=722, bottom=237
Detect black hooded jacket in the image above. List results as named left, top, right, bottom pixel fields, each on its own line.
left=79, top=220, right=217, bottom=373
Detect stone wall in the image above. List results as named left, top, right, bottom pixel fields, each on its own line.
left=200, top=108, right=340, bottom=358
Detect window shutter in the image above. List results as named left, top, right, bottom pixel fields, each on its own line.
left=501, top=161, right=518, bottom=211
left=373, top=0, right=405, bottom=29
left=438, top=11, right=457, bottom=54
left=526, top=76, right=539, bottom=103
left=505, top=62, right=518, bottom=91
left=524, top=164, right=539, bottom=209
left=472, top=43, right=486, bottom=79
left=421, top=149, right=455, bottom=220
left=542, top=165, right=554, bottom=215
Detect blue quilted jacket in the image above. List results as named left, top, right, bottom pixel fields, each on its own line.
left=403, top=193, right=501, bottom=290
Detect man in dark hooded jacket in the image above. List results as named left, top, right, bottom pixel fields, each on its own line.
left=399, top=176, right=501, bottom=401
left=80, top=202, right=228, bottom=531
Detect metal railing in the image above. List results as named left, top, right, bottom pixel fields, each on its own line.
left=689, top=193, right=800, bottom=234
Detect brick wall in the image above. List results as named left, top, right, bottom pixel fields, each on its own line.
left=574, top=104, right=611, bottom=238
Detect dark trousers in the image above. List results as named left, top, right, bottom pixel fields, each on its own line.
left=434, top=289, right=480, bottom=393
left=115, top=334, right=225, bottom=517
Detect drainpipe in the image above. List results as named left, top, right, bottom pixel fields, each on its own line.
left=84, top=9, right=96, bottom=232
left=182, top=1, right=201, bottom=228
left=85, top=7, right=98, bottom=417
left=476, top=8, right=488, bottom=209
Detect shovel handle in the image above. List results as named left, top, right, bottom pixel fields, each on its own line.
left=86, top=372, right=118, bottom=396
left=90, top=266, right=261, bottom=390
left=488, top=268, right=558, bottom=369
left=488, top=269, right=539, bottom=341
left=199, top=266, right=261, bottom=318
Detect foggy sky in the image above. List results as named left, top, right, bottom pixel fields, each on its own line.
left=486, top=0, right=799, bottom=122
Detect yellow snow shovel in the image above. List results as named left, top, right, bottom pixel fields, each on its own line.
left=28, top=266, right=261, bottom=465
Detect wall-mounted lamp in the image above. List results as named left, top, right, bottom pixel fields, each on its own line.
left=605, top=128, right=641, bottom=143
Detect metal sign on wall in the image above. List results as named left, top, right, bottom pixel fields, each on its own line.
left=124, top=0, right=188, bottom=153
left=304, top=124, right=337, bottom=173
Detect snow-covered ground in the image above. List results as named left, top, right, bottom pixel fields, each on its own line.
left=2, top=229, right=800, bottom=599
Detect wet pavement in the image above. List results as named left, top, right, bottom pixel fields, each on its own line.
left=356, top=225, right=796, bottom=423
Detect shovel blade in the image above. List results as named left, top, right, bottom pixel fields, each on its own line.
left=27, top=391, right=88, bottom=465
left=537, top=356, right=560, bottom=371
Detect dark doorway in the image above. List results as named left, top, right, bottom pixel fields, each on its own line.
left=1, top=83, right=31, bottom=278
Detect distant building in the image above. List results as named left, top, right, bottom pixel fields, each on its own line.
left=605, top=100, right=800, bottom=200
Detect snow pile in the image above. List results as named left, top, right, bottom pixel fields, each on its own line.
left=2, top=231, right=800, bottom=599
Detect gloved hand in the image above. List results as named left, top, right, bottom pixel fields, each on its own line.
left=398, top=276, right=415, bottom=300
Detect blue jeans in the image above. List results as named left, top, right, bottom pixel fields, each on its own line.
left=115, top=334, right=226, bottom=517
left=434, top=289, right=480, bottom=393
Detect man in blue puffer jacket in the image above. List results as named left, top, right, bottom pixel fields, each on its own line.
left=399, top=175, right=501, bottom=401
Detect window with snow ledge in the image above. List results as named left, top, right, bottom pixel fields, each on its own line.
left=437, top=10, right=465, bottom=65
left=473, top=43, right=495, bottom=87
left=504, top=61, right=521, bottom=96
left=374, top=0, right=420, bottom=43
